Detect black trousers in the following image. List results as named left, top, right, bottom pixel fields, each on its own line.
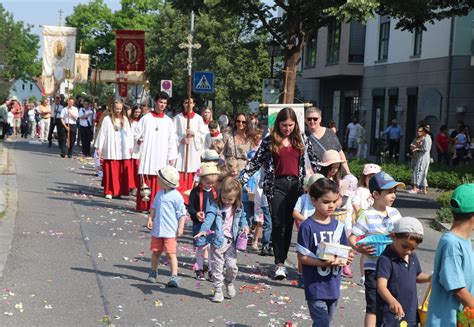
left=79, top=125, right=93, bottom=156
left=387, top=139, right=400, bottom=160
left=60, top=124, right=77, bottom=156
left=270, top=176, right=300, bottom=265
left=48, top=117, right=62, bottom=148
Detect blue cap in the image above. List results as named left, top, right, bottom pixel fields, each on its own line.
left=369, top=171, right=405, bottom=193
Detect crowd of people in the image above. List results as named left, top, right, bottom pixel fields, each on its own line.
left=0, top=91, right=473, bottom=327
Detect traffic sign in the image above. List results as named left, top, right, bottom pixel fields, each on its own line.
left=160, top=80, right=172, bottom=97
left=193, top=71, right=214, bottom=93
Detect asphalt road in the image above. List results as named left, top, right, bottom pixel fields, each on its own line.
left=0, top=140, right=442, bottom=326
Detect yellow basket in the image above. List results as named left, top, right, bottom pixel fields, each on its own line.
left=332, top=209, right=348, bottom=222
left=418, top=282, right=431, bottom=327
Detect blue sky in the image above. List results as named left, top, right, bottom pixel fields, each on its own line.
left=2, top=0, right=122, bottom=56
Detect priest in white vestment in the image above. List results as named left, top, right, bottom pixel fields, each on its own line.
left=174, top=96, right=207, bottom=201
left=94, top=99, right=133, bottom=199
left=134, top=92, right=178, bottom=211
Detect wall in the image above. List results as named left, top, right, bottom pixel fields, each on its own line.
left=9, top=80, right=43, bottom=103
left=364, top=16, right=451, bottom=66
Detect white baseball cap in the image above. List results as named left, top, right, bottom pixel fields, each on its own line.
left=392, top=217, right=424, bottom=236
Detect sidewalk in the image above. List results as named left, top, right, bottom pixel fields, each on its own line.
left=0, top=141, right=18, bottom=279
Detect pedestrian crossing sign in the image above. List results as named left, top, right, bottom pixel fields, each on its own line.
left=193, top=71, right=214, bottom=93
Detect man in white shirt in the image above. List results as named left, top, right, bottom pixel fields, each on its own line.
left=78, top=98, right=94, bottom=157
left=60, top=98, right=79, bottom=158
left=174, top=95, right=207, bottom=201
left=48, top=96, right=64, bottom=148
left=134, top=92, right=178, bottom=212
left=345, top=116, right=360, bottom=160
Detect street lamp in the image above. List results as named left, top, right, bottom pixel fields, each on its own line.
left=266, top=40, right=279, bottom=78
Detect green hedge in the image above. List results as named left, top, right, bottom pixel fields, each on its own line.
left=348, top=160, right=473, bottom=190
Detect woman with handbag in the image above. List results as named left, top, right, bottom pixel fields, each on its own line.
left=305, top=107, right=350, bottom=175
left=222, top=113, right=251, bottom=172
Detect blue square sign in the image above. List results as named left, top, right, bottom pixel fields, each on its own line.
left=193, top=71, right=214, bottom=93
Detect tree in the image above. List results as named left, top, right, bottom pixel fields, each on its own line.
left=65, top=0, right=116, bottom=69
left=147, top=2, right=269, bottom=112
left=66, top=0, right=269, bottom=111
left=0, top=4, right=41, bottom=99
left=174, top=0, right=474, bottom=104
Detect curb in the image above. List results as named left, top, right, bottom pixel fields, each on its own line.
left=0, top=143, right=17, bottom=280
left=431, top=218, right=449, bottom=232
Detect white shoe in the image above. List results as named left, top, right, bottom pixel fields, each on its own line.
left=225, top=283, right=236, bottom=298
left=358, top=276, right=365, bottom=286
left=212, top=289, right=224, bottom=303
left=105, top=194, right=112, bottom=199
left=274, top=266, right=287, bottom=280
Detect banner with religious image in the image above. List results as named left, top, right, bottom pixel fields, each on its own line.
left=42, top=25, right=77, bottom=82
left=115, top=30, right=145, bottom=71
left=74, top=53, right=90, bottom=83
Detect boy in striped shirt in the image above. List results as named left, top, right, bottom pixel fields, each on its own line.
left=348, top=171, right=404, bottom=327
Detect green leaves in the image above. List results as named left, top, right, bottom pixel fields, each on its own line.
left=0, top=4, right=41, bottom=84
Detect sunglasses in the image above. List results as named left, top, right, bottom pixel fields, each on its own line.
left=306, top=117, right=319, bottom=122
left=236, top=120, right=247, bottom=124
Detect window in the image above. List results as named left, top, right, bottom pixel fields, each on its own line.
left=29, top=83, right=33, bottom=91
left=327, top=20, right=341, bottom=64
left=378, top=17, right=390, bottom=61
left=349, top=22, right=366, bottom=63
left=305, top=37, right=317, bottom=68
left=413, top=28, right=422, bottom=56
left=22, top=84, right=25, bottom=90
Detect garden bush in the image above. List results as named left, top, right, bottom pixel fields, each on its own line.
left=436, top=207, right=453, bottom=223
left=347, top=160, right=473, bottom=190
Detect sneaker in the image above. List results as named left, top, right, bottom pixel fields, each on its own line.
left=105, top=194, right=112, bottom=199
left=358, top=276, right=366, bottom=286
left=268, top=246, right=274, bottom=256
left=212, top=289, right=224, bottom=303
left=343, top=265, right=353, bottom=278
left=225, top=283, right=236, bottom=298
left=147, top=270, right=158, bottom=283
left=297, top=274, right=304, bottom=288
left=260, top=245, right=269, bottom=256
left=274, top=266, right=287, bottom=280
left=195, top=270, right=206, bottom=281
left=167, top=275, right=179, bottom=288
left=207, top=270, right=214, bottom=282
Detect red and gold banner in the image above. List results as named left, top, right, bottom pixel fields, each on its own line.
left=115, top=30, right=145, bottom=71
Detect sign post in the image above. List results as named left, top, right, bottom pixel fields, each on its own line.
left=160, top=80, right=173, bottom=97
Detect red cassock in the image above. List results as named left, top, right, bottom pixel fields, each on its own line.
left=136, top=175, right=160, bottom=211
left=102, top=159, right=132, bottom=196
left=129, top=158, right=139, bottom=189
left=177, top=171, right=195, bottom=205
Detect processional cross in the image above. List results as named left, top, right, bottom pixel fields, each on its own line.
left=178, top=10, right=201, bottom=178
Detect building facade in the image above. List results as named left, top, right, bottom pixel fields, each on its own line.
left=9, top=79, right=43, bottom=103
left=297, top=12, right=474, bottom=159
left=298, top=20, right=366, bottom=141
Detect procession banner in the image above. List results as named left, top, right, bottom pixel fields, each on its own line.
left=267, top=103, right=305, bottom=132
left=74, top=53, right=90, bottom=83
left=42, top=25, right=77, bottom=82
left=115, top=30, right=145, bottom=71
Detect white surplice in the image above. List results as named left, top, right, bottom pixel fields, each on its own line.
left=94, top=116, right=133, bottom=160
left=130, top=119, right=141, bottom=160
left=174, top=112, right=207, bottom=173
left=134, top=113, right=178, bottom=175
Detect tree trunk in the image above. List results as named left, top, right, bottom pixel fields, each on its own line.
left=283, top=48, right=301, bottom=104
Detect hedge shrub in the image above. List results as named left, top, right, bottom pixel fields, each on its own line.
left=348, top=160, right=473, bottom=190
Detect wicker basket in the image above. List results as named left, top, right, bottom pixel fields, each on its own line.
left=332, top=209, right=348, bottom=222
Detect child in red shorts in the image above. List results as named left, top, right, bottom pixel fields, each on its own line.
left=146, top=166, right=187, bottom=287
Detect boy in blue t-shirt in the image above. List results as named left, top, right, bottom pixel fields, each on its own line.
left=427, top=184, right=474, bottom=326
left=375, top=217, right=431, bottom=326
left=297, top=178, right=354, bottom=327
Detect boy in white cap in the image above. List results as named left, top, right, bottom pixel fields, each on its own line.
left=375, top=217, right=431, bottom=326
left=146, top=166, right=187, bottom=287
